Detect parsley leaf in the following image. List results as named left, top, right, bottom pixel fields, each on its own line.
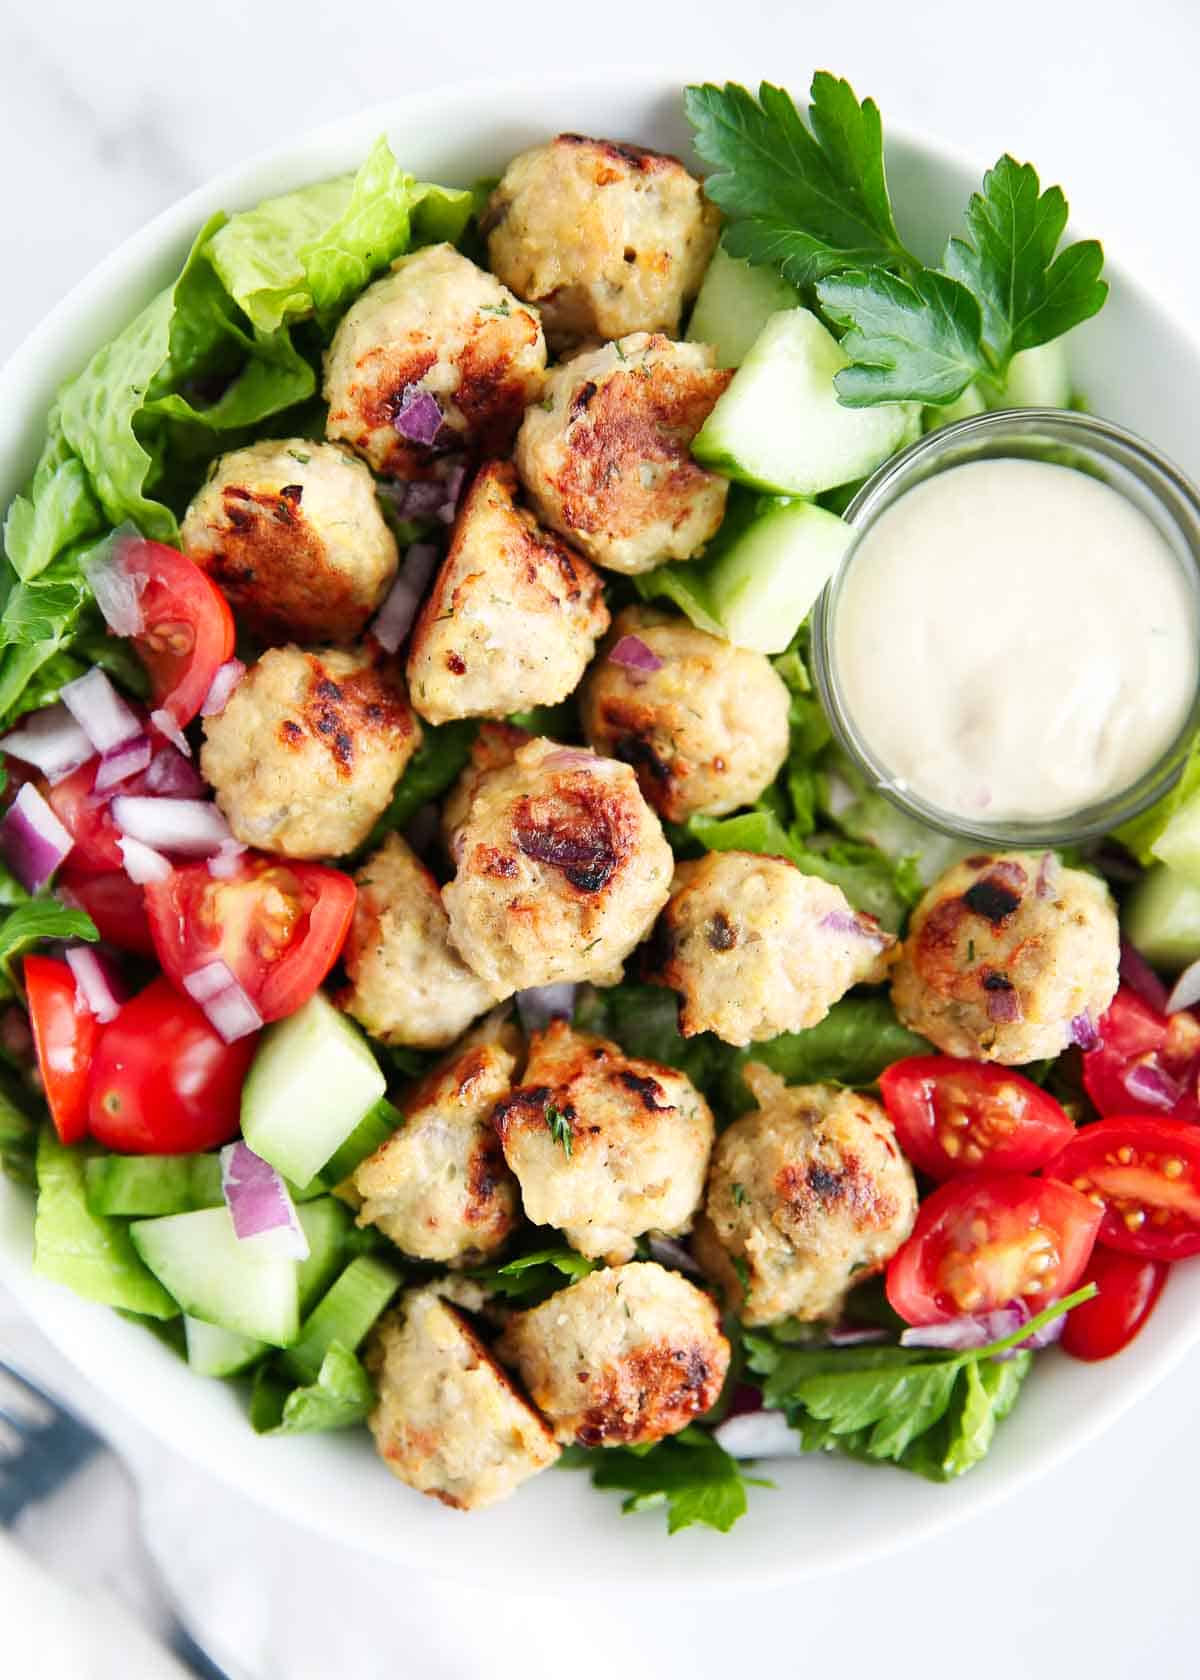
left=816, top=268, right=987, bottom=405
left=469, top=1245, right=596, bottom=1304
left=545, top=1102, right=573, bottom=1158
left=587, top=1427, right=769, bottom=1534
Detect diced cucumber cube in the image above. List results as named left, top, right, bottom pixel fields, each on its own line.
left=1123, top=865, right=1200, bottom=973
left=686, top=245, right=802, bottom=368
left=295, top=1197, right=355, bottom=1313
left=184, top=1317, right=265, bottom=1378
left=1152, top=792, right=1200, bottom=884
left=706, top=497, right=852, bottom=654
left=130, top=1206, right=299, bottom=1346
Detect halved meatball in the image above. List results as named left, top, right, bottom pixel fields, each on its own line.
left=485, top=135, right=720, bottom=353
left=514, top=334, right=731, bottom=574
left=407, top=461, right=609, bottom=725
left=200, top=644, right=420, bottom=859
left=693, top=1065, right=918, bottom=1325
left=179, top=440, right=397, bottom=645
left=324, top=244, right=546, bottom=479
left=497, top=1261, right=728, bottom=1447
left=367, top=1287, right=559, bottom=1509
left=442, top=735, right=673, bottom=992
left=891, top=851, right=1120, bottom=1064
left=647, top=852, right=896, bottom=1045
left=581, top=606, right=791, bottom=820
left=492, top=1018, right=714, bottom=1262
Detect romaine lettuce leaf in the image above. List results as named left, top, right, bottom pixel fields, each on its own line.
left=723, top=997, right=930, bottom=1111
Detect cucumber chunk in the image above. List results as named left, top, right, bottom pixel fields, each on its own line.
left=130, top=1206, right=299, bottom=1346
left=283, top=1253, right=402, bottom=1385
left=318, top=1097, right=403, bottom=1188
left=1151, top=791, right=1200, bottom=884
left=85, top=1153, right=223, bottom=1218
left=692, top=308, right=918, bottom=495
left=686, top=245, right=802, bottom=368
left=185, top=1317, right=265, bottom=1378
left=705, top=497, right=851, bottom=654
left=241, top=991, right=386, bottom=1186
left=1123, top=865, right=1200, bottom=973
left=295, top=1197, right=355, bottom=1313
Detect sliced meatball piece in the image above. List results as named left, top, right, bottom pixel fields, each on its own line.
left=200, top=644, right=420, bottom=860
left=485, top=135, right=720, bottom=353
left=581, top=606, right=791, bottom=819
left=323, top=244, right=546, bottom=480
left=693, top=1066, right=919, bottom=1325
left=492, top=1018, right=714, bottom=1262
left=367, top=1286, right=559, bottom=1509
left=497, top=1261, right=728, bottom=1447
left=338, top=833, right=503, bottom=1049
left=514, top=334, right=731, bottom=575
left=891, top=851, right=1120, bottom=1064
left=442, top=734, right=673, bottom=992
left=179, top=440, right=397, bottom=645
left=407, top=460, right=609, bottom=725
left=647, top=852, right=896, bottom=1046
left=353, top=1025, right=520, bottom=1264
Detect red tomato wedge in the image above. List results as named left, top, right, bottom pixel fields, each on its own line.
left=25, top=955, right=99, bottom=1145
left=879, top=1056, right=1076, bottom=1181
left=1046, top=1115, right=1200, bottom=1260
left=1061, top=1246, right=1168, bottom=1362
left=126, top=539, right=235, bottom=727
left=88, top=977, right=255, bottom=1154
left=59, top=869, right=155, bottom=957
left=143, top=853, right=356, bottom=1024
left=45, top=760, right=127, bottom=875
left=886, top=1173, right=1102, bottom=1326
left=1083, top=986, right=1200, bottom=1123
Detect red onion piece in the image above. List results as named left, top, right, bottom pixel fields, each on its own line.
left=0, top=704, right=93, bottom=784
left=220, top=1141, right=308, bottom=1257
left=207, top=842, right=247, bottom=880
left=83, top=528, right=146, bottom=636
left=825, top=1325, right=890, bottom=1347
left=94, top=734, right=153, bottom=794
left=1166, top=958, right=1200, bottom=1015
left=380, top=478, right=448, bottom=520
left=185, top=960, right=262, bottom=1043
left=1118, top=939, right=1170, bottom=1014
left=59, top=667, right=142, bottom=755
left=199, top=658, right=246, bottom=718
left=1036, top=851, right=1058, bottom=899
left=515, top=983, right=578, bottom=1032
left=901, top=1307, right=1025, bottom=1351
left=111, top=796, right=231, bottom=857
left=144, top=745, right=205, bottom=798
left=820, top=909, right=887, bottom=947
left=150, top=708, right=192, bottom=758
left=436, top=461, right=468, bottom=524
left=65, top=945, right=126, bottom=1024
left=118, top=835, right=172, bottom=885
left=183, top=959, right=236, bottom=1005
left=393, top=388, right=445, bottom=446
left=644, top=1234, right=704, bottom=1278
left=985, top=983, right=1023, bottom=1024
left=713, top=1410, right=801, bottom=1460
left=1068, top=1011, right=1100, bottom=1051
left=608, top=634, right=664, bottom=674
left=370, top=542, right=440, bottom=654
left=1, top=784, right=73, bottom=892
left=541, top=748, right=596, bottom=770
left=1123, top=1059, right=1184, bottom=1110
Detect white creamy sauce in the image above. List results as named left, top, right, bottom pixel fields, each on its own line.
left=834, top=457, right=1198, bottom=822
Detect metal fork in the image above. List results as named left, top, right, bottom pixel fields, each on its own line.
left=0, top=1358, right=229, bottom=1679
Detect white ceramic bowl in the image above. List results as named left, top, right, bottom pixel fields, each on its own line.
left=2, top=70, right=1198, bottom=1593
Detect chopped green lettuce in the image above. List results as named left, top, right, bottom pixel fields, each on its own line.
left=584, top=1426, right=769, bottom=1534
left=250, top=1343, right=375, bottom=1435
left=723, top=997, right=930, bottom=1111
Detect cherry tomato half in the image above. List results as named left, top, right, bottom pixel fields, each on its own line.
left=886, top=1172, right=1102, bottom=1326
left=59, top=869, right=155, bottom=957
left=1083, top=986, right=1200, bottom=1124
left=45, top=760, right=126, bottom=875
left=1060, top=1246, right=1168, bottom=1362
left=1046, top=1115, right=1200, bottom=1260
left=88, top=976, right=256, bottom=1154
left=144, top=853, right=356, bottom=1024
left=127, top=539, right=235, bottom=728
left=25, top=955, right=99, bottom=1145
left=879, top=1056, right=1076, bottom=1181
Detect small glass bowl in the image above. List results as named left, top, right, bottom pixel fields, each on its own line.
left=810, top=408, right=1200, bottom=848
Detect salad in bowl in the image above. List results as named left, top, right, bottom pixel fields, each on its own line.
left=1, top=68, right=1198, bottom=1543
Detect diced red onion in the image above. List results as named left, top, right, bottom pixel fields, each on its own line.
left=144, top=745, right=205, bottom=798
left=65, top=945, right=126, bottom=1023
left=370, top=542, right=440, bottom=654
left=207, top=842, right=247, bottom=880
left=199, top=659, right=246, bottom=718
left=985, top=984, right=1023, bottom=1024
left=83, top=529, right=147, bottom=636
left=393, top=388, right=446, bottom=446
left=713, top=1410, right=801, bottom=1460
left=515, top=983, right=578, bottom=1032
left=59, top=667, right=141, bottom=755
left=150, top=708, right=192, bottom=758
left=220, top=1141, right=308, bottom=1257
left=183, top=959, right=237, bottom=1005
left=0, top=704, right=93, bottom=784
left=1036, top=851, right=1057, bottom=899
left=825, top=1325, right=889, bottom=1346
left=901, top=1307, right=1025, bottom=1351
left=94, top=734, right=152, bottom=794
left=1123, top=1059, right=1184, bottom=1110
left=436, top=461, right=468, bottom=524
left=821, top=909, right=886, bottom=946
left=645, top=1234, right=704, bottom=1278
left=1068, top=1011, right=1100, bottom=1051
left=542, top=748, right=596, bottom=770
left=118, top=835, right=172, bottom=885
left=608, top=634, right=664, bottom=674
left=1118, top=939, right=1170, bottom=1014
left=1, top=784, right=73, bottom=892
left=381, top=478, right=448, bottom=520
left=184, top=959, right=262, bottom=1043
left=1166, top=958, right=1200, bottom=1015
left=111, top=796, right=231, bottom=857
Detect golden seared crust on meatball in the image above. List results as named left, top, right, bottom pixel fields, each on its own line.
left=367, top=1287, right=559, bottom=1509
left=484, top=135, right=720, bottom=353
left=581, top=606, right=791, bottom=820
left=694, top=1066, right=918, bottom=1325
left=353, top=1027, right=520, bottom=1264
left=443, top=736, right=673, bottom=992
left=497, top=1262, right=728, bottom=1447
left=514, top=334, right=731, bottom=575
left=891, top=852, right=1120, bottom=1065
left=492, top=1019, right=714, bottom=1263
left=338, top=834, right=503, bottom=1049
left=407, top=461, right=609, bottom=726
left=201, top=645, right=419, bottom=859
left=323, top=244, right=546, bottom=479
left=647, top=852, right=896, bottom=1046
left=179, top=440, right=397, bottom=645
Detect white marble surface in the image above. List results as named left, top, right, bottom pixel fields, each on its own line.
left=3, top=1, right=1200, bottom=1674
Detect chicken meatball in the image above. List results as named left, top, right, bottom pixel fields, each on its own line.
left=353, top=1025, right=520, bottom=1264
left=581, top=607, right=791, bottom=819
left=201, top=645, right=419, bottom=859
left=492, top=1018, right=714, bottom=1262
left=485, top=135, right=720, bottom=353
left=647, top=852, right=896, bottom=1046
left=407, top=461, right=609, bottom=725
left=694, top=1065, right=918, bottom=1325
left=179, top=440, right=397, bottom=645
left=367, top=1286, right=559, bottom=1510
left=514, top=334, right=731, bottom=575
left=442, top=735, right=673, bottom=992
left=324, top=244, right=546, bottom=479
left=338, top=833, right=503, bottom=1049
left=891, top=852, right=1120, bottom=1064
left=497, top=1261, right=728, bottom=1447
